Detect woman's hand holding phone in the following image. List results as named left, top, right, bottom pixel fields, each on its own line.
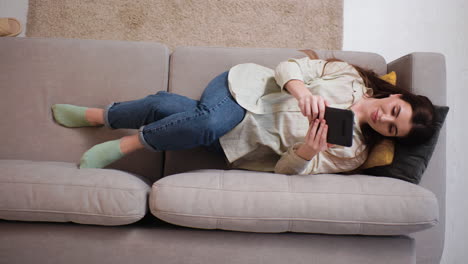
left=284, top=79, right=334, bottom=160
left=298, top=93, right=327, bottom=123
left=295, top=119, right=331, bottom=160
left=284, top=79, right=328, bottom=122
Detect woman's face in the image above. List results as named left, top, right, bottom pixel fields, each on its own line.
left=364, top=94, right=413, bottom=137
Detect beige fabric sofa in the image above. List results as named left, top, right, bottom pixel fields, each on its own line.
left=0, top=37, right=446, bottom=264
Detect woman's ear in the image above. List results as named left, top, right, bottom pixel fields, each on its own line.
left=390, top=93, right=403, bottom=98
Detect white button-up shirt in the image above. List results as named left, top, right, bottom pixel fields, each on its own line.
left=219, top=57, right=371, bottom=174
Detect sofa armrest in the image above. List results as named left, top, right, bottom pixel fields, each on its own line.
left=387, top=52, right=447, bottom=188
left=388, top=52, right=446, bottom=105
left=388, top=53, right=447, bottom=264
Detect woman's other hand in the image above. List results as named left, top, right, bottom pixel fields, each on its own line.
left=295, top=119, right=330, bottom=160
left=298, top=92, right=327, bottom=123
left=284, top=79, right=327, bottom=122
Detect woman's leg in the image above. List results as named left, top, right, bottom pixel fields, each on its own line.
left=79, top=134, right=144, bottom=169
left=52, top=92, right=198, bottom=128
left=78, top=92, right=200, bottom=169
left=139, top=71, right=245, bottom=151
left=104, top=92, right=199, bottom=129
left=85, top=108, right=105, bottom=125
left=79, top=71, right=246, bottom=168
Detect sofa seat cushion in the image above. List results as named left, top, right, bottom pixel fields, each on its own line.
left=150, top=170, right=438, bottom=235
left=0, top=160, right=150, bottom=226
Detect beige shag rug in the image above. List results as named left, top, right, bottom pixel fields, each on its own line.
left=26, top=0, right=342, bottom=50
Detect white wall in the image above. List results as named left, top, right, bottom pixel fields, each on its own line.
left=343, top=0, right=467, bottom=263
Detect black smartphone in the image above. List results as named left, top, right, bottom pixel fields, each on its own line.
left=322, top=107, right=354, bottom=147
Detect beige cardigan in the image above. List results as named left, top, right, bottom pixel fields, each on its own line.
left=219, top=57, right=371, bottom=174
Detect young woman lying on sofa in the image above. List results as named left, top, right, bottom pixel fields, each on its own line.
left=51, top=54, right=435, bottom=175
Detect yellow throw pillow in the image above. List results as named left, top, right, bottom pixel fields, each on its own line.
left=358, top=71, right=397, bottom=169
left=380, top=71, right=397, bottom=85
left=359, top=139, right=395, bottom=169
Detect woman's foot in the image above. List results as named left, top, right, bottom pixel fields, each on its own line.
left=79, top=134, right=144, bottom=169
left=79, top=139, right=124, bottom=169
left=52, top=104, right=104, bottom=127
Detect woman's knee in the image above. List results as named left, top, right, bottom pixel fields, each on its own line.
left=201, top=114, right=220, bottom=130
left=143, top=92, right=180, bottom=118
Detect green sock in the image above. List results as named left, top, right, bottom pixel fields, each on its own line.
left=79, top=139, right=125, bottom=169
left=52, top=104, right=97, bottom=127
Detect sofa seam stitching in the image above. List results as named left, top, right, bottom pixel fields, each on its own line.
left=0, top=181, right=148, bottom=191
left=154, top=211, right=438, bottom=226
left=0, top=209, right=144, bottom=218
left=153, top=184, right=434, bottom=198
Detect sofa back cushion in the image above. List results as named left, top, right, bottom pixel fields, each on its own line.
left=0, top=38, right=169, bottom=182
left=166, top=46, right=387, bottom=175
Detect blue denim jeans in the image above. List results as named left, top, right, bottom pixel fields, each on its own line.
left=103, top=71, right=246, bottom=154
